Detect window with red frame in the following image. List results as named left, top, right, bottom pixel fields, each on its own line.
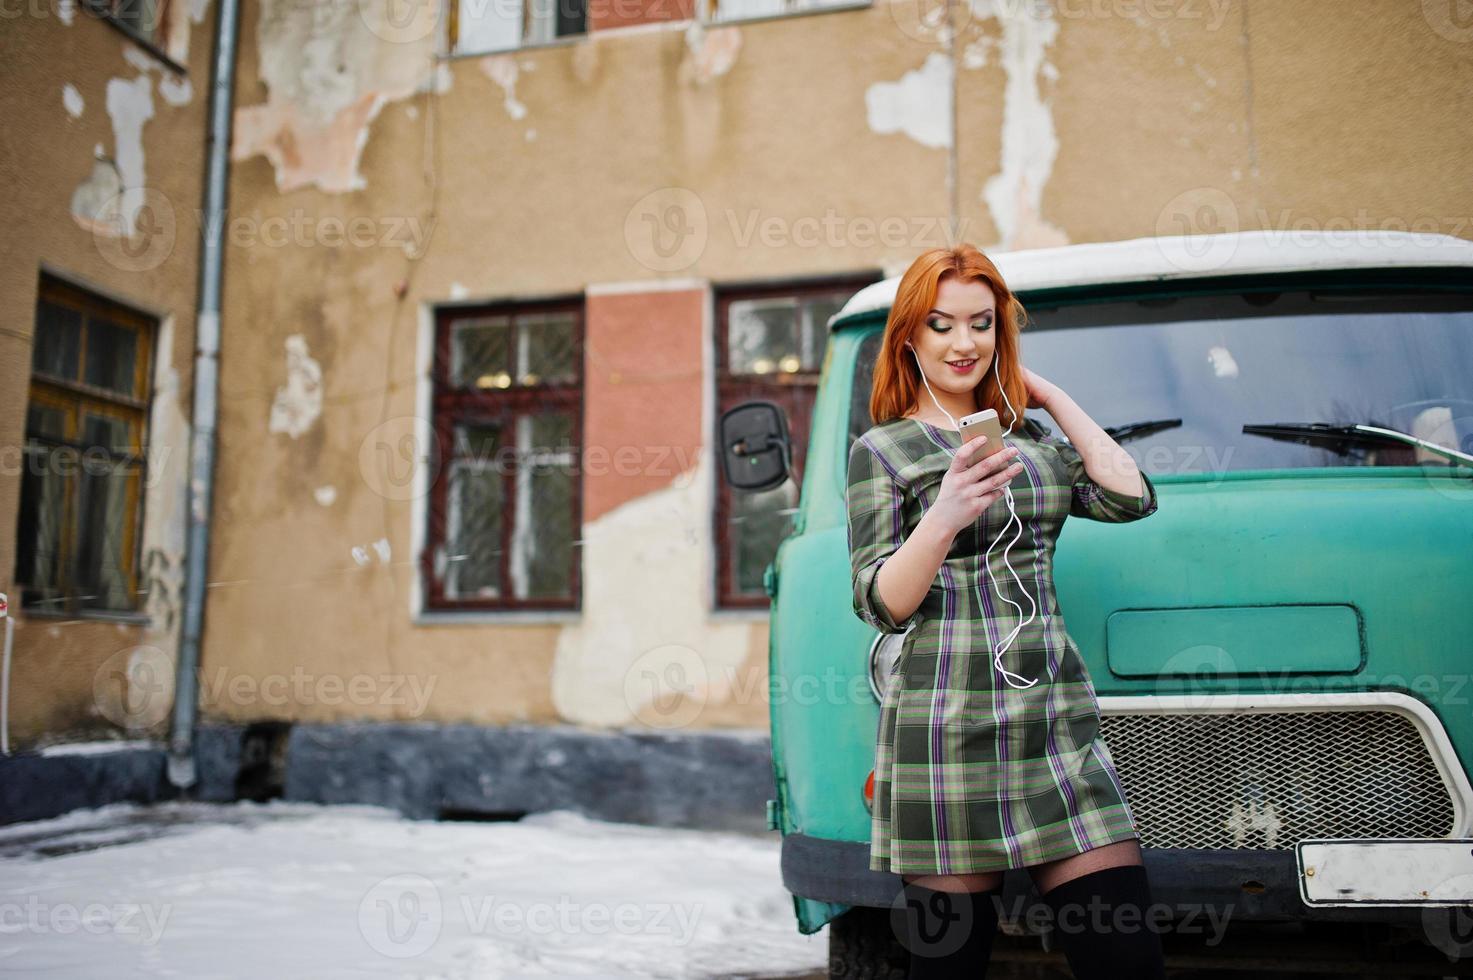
left=425, top=298, right=584, bottom=611
left=714, top=272, right=879, bottom=608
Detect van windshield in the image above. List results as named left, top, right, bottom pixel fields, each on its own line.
left=852, top=285, right=1473, bottom=476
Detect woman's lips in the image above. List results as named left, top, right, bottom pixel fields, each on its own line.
left=946, top=358, right=977, bottom=374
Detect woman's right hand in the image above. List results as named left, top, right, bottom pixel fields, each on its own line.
left=926, top=437, right=1025, bottom=539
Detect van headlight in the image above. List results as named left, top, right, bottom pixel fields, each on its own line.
left=867, top=631, right=907, bottom=702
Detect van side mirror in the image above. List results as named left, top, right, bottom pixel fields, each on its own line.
left=718, top=401, right=792, bottom=492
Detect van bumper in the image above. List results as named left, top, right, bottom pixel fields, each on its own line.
left=780, top=834, right=1434, bottom=926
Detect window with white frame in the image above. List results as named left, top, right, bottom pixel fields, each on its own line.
left=450, top=0, right=588, bottom=54
left=700, top=0, right=866, bottom=24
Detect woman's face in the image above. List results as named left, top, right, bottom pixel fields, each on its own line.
left=907, top=275, right=997, bottom=394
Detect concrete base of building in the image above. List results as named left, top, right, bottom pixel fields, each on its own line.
left=0, top=722, right=776, bottom=833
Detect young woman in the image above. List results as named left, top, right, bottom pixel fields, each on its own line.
left=845, top=244, right=1167, bottom=979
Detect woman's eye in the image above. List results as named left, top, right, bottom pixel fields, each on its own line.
left=927, top=317, right=993, bottom=330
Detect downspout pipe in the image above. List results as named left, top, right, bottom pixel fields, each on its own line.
left=169, top=0, right=242, bottom=790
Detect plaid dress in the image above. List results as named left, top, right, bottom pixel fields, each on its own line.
left=847, top=414, right=1159, bottom=875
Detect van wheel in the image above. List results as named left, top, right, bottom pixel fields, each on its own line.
left=828, top=905, right=908, bottom=980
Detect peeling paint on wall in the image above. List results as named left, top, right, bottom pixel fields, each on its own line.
left=551, top=449, right=750, bottom=728
left=124, top=46, right=161, bottom=74
left=69, top=155, right=122, bottom=240
left=62, top=84, right=84, bottom=118
left=119, top=41, right=196, bottom=107
left=68, top=5, right=205, bottom=238
left=973, top=0, right=1068, bottom=250
left=963, top=33, right=994, bottom=70
left=139, top=316, right=190, bottom=688
left=159, top=74, right=193, bottom=107
left=268, top=334, right=323, bottom=439
left=232, top=0, right=449, bottom=193
left=571, top=36, right=601, bottom=85
left=865, top=52, right=952, bottom=150
left=680, top=24, right=741, bottom=85
left=480, top=56, right=528, bottom=120
left=69, top=74, right=154, bottom=238
left=350, top=538, right=392, bottom=566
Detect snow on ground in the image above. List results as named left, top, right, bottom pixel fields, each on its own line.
left=0, top=801, right=828, bottom=979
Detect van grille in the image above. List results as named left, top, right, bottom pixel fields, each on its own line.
left=1099, top=708, right=1457, bottom=849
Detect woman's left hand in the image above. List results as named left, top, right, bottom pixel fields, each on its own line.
left=1020, top=366, right=1060, bottom=411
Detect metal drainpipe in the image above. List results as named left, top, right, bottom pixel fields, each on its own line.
left=168, top=0, right=242, bottom=790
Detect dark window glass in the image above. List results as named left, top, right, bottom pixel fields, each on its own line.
left=429, top=300, right=583, bottom=611
left=849, top=283, right=1473, bottom=475
left=32, top=301, right=81, bottom=380
left=16, top=276, right=152, bottom=615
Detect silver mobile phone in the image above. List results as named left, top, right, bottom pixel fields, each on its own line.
left=958, top=409, right=1006, bottom=458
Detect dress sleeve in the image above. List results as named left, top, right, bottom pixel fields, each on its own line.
left=1028, top=417, right=1159, bottom=524
left=845, top=435, right=922, bottom=634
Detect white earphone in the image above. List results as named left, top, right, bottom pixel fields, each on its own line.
left=906, top=340, right=1040, bottom=690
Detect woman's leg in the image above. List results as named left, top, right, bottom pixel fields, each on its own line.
left=897, top=872, right=1005, bottom=979
left=1026, top=839, right=1168, bottom=980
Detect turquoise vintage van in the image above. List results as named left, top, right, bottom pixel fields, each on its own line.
left=718, top=229, right=1473, bottom=973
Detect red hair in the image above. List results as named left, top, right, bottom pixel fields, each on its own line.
left=868, top=244, right=1030, bottom=427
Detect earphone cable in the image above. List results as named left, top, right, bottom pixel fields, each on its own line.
left=908, top=344, right=1040, bottom=689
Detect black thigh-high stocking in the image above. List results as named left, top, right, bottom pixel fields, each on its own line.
left=1039, top=863, right=1168, bottom=980
left=899, top=881, right=1003, bottom=979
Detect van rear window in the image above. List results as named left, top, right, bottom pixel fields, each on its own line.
left=849, top=284, right=1473, bottom=476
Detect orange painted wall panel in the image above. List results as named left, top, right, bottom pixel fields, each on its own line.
left=583, top=288, right=705, bottom=523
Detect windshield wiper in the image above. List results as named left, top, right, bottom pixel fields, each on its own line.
left=1104, top=418, right=1182, bottom=443
left=1242, top=421, right=1473, bottom=470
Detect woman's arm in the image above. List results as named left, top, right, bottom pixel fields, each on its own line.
left=847, top=434, right=1023, bottom=632
left=1023, top=366, right=1145, bottom=499
left=1022, top=367, right=1157, bottom=523
left=870, top=506, right=956, bottom=631
left=846, top=438, right=949, bottom=633
left=1041, top=389, right=1147, bottom=500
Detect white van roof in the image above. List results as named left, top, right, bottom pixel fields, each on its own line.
left=830, top=229, right=1473, bottom=329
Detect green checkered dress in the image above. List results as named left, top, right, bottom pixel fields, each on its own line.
left=847, top=414, right=1159, bottom=875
